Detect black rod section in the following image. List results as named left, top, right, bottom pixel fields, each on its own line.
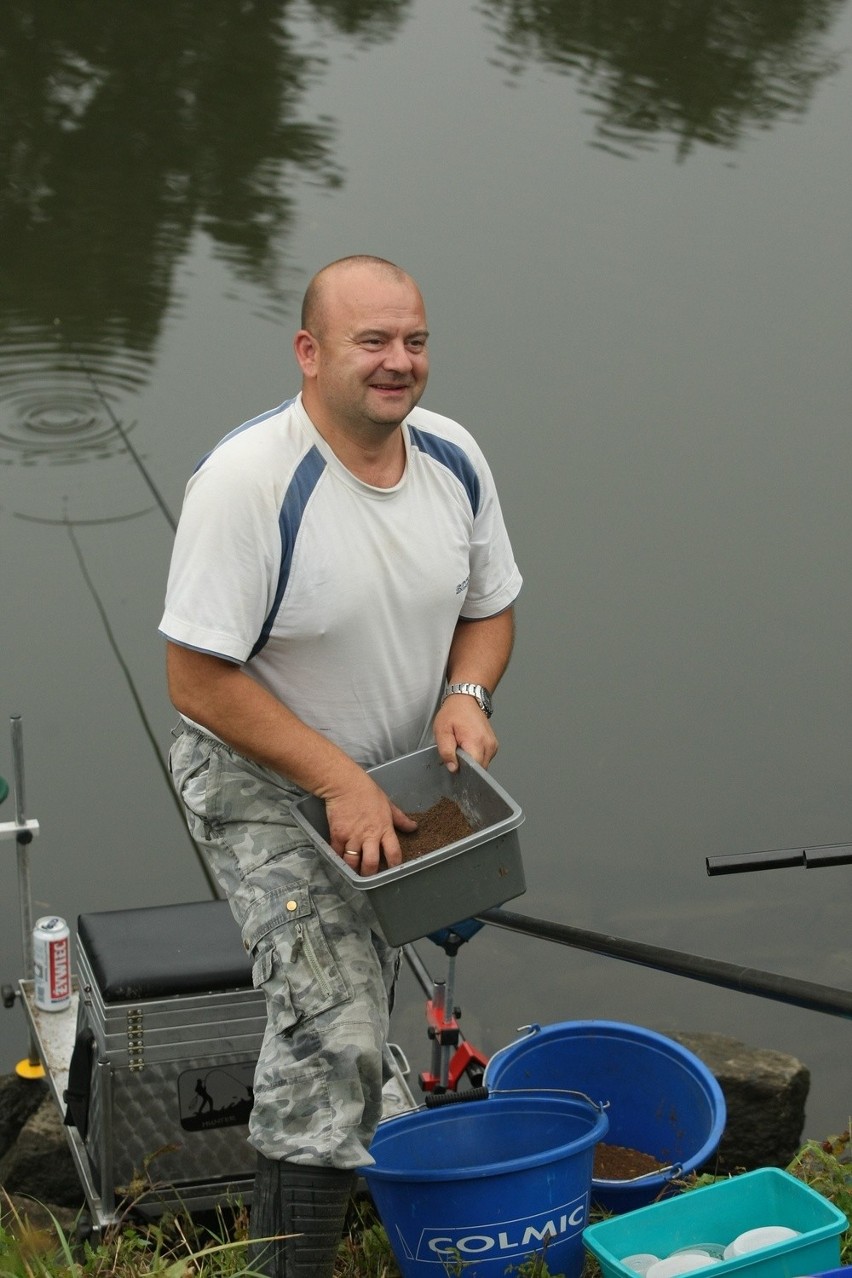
left=706, top=848, right=804, bottom=876
left=707, top=841, right=852, bottom=875
left=476, top=907, right=852, bottom=1020
left=805, top=844, right=852, bottom=869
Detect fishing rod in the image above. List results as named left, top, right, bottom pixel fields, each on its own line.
left=62, top=518, right=218, bottom=893
left=13, top=505, right=216, bottom=893
left=16, top=326, right=218, bottom=895
left=476, top=906, right=852, bottom=1021
left=58, top=319, right=177, bottom=533
left=706, top=844, right=852, bottom=874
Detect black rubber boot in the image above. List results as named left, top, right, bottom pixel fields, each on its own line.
left=248, top=1154, right=356, bottom=1278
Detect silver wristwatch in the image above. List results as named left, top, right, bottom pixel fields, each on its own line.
left=442, top=682, right=493, bottom=718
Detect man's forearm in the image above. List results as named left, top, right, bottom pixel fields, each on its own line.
left=165, top=642, right=361, bottom=799
left=445, top=608, right=515, bottom=691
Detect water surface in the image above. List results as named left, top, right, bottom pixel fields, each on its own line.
left=1, top=0, right=850, bottom=1139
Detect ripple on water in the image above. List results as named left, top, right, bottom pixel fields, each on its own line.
left=0, top=334, right=150, bottom=467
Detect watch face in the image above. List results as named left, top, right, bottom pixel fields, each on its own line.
left=480, top=688, right=493, bottom=716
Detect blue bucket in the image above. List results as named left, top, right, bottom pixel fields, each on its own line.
left=362, top=1092, right=609, bottom=1278
left=484, top=1020, right=726, bottom=1213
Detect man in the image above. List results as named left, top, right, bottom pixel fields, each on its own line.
left=160, top=255, right=522, bottom=1276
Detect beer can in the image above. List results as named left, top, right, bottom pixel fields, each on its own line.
left=33, top=916, right=72, bottom=1011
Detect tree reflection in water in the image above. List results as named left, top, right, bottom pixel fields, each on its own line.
left=0, top=0, right=409, bottom=465
left=303, top=0, right=413, bottom=45
left=0, top=0, right=845, bottom=464
left=477, top=0, right=845, bottom=160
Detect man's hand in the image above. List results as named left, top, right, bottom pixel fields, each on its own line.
left=165, top=643, right=422, bottom=877
left=324, top=770, right=418, bottom=877
left=433, top=693, right=499, bottom=773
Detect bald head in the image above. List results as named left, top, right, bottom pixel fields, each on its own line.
left=301, top=255, right=422, bottom=339
left=292, top=255, right=430, bottom=457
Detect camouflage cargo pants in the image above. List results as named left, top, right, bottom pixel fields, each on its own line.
left=169, top=723, right=399, bottom=1168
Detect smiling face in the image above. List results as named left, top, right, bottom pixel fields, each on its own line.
left=294, top=259, right=430, bottom=449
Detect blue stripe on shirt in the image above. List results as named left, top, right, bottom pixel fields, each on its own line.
left=249, top=444, right=326, bottom=659
left=408, top=425, right=480, bottom=516
left=193, top=398, right=297, bottom=474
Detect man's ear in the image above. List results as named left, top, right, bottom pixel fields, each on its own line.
left=293, top=329, right=319, bottom=376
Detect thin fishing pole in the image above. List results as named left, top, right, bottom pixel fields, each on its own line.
left=63, top=517, right=220, bottom=898
left=55, top=318, right=177, bottom=532
left=46, top=323, right=220, bottom=895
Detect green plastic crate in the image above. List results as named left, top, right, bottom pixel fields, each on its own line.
left=583, top=1168, right=846, bottom=1278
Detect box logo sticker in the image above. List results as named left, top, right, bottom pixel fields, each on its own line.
left=178, top=1063, right=255, bottom=1131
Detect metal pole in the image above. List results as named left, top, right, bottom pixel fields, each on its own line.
left=402, top=942, right=434, bottom=998
left=9, top=716, right=42, bottom=1072
left=429, top=979, right=445, bottom=1084
left=439, top=954, right=459, bottom=1089
left=11, top=717, right=35, bottom=983
left=477, top=906, right=852, bottom=1020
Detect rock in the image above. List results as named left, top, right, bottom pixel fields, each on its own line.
left=0, top=1028, right=813, bottom=1224
left=0, top=1074, right=49, bottom=1156
left=2, top=1193, right=80, bottom=1238
left=671, top=1031, right=809, bottom=1172
left=0, top=1094, right=84, bottom=1210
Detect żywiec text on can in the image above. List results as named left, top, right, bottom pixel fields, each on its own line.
left=33, top=916, right=71, bottom=1011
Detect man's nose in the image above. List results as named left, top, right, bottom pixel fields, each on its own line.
left=382, top=339, right=414, bottom=372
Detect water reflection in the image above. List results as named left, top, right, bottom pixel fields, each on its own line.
left=0, top=0, right=344, bottom=467
left=2, top=0, right=845, bottom=470
left=303, top=0, right=413, bottom=45
left=478, top=0, right=846, bottom=159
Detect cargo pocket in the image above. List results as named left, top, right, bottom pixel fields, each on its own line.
left=169, top=737, right=216, bottom=826
left=171, top=741, right=243, bottom=830
left=250, top=945, right=298, bottom=1036
left=242, top=884, right=351, bottom=1034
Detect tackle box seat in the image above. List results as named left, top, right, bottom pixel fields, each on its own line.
left=77, top=900, right=252, bottom=1003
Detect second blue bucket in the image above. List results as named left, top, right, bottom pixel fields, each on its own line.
left=362, top=1092, right=608, bottom=1278
left=484, top=1020, right=726, bottom=1213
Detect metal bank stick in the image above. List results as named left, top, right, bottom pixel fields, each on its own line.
left=0, top=715, right=44, bottom=1076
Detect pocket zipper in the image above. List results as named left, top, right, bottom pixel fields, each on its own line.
left=294, top=922, right=334, bottom=1001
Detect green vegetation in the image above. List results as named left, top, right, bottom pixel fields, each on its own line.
left=1, top=1129, right=849, bottom=1278
left=787, top=1128, right=852, bottom=1265
left=0, top=1193, right=402, bottom=1278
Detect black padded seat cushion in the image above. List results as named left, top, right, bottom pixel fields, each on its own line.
left=77, top=900, right=252, bottom=1002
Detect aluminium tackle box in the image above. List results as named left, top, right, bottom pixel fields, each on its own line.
left=30, top=897, right=415, bottom=1232
left=64, top=900, right=268, bottom=1222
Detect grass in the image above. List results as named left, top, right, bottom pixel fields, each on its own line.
left=0, top=1194, right=266, bottom=1278
left=1, top=1129, right=849, bottom=1278
left=0, top=1191, right=402, bottom=1278
left=787, top=1127, right=852, bottom=1265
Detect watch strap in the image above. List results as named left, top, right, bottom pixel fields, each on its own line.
left=443, top=682, right=493, bottom=718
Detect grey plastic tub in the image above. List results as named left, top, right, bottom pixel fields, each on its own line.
left=291, top=746, right=525, bottom=945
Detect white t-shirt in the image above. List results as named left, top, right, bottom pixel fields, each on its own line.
left=160, top=395, right=522, bottom=767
